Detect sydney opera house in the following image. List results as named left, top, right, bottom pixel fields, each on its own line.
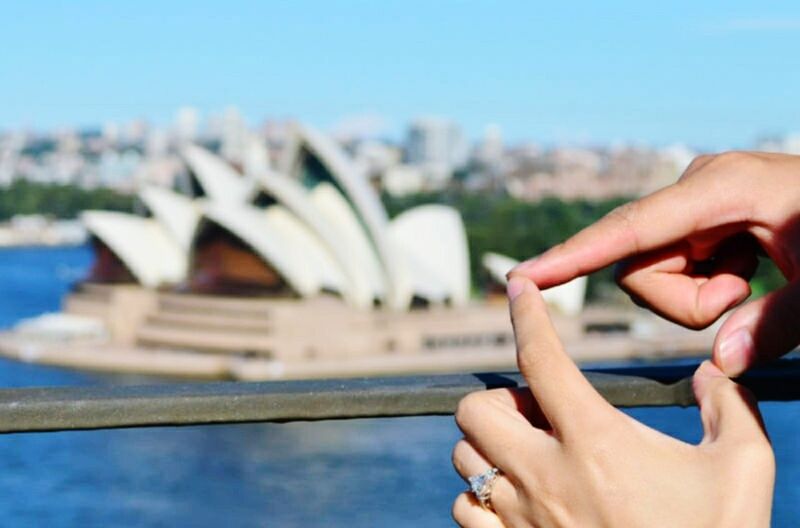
left=0, top=124, right=712, bottom=380
left=83, top=123, right=471, bottom=312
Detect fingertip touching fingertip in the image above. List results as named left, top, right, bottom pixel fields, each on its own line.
left=715, top=327, right=755, bottom=377
left=507, top=257, right=539, bottom=279
left=507, top=275, right=532, bottom=301
left=695, top=360, right=724, bottom=380
left=692, top=360, right=728, bottom=404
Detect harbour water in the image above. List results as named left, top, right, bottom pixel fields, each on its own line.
left=0, top=246, right=796, bottom=526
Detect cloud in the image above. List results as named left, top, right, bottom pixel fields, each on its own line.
left=709, top=17, right=800, bottom=32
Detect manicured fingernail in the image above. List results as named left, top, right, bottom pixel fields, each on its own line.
left=507, top=276, right=528, bottom=301
left=717, top=328, right=754, bottom=375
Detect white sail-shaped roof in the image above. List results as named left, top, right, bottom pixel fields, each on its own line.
left=251, top=170, right=377, bottom=308
left=181, top=144, right=256, bottom=203
left=389, top=205, right=471, bottom=306
left=139, top=186, right=200, bottom=251
left=309, top=183, right=387, bottom=299
left=199, top=202, right=346, bottom=298
left=280, top=124, right=412, bottom=310
left=82, top=211, right=187, bottom=288
left=242, top=135, right=271, bottom=177
left=482, top=252, right=587, bottom=316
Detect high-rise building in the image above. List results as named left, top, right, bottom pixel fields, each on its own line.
left=477, top=124, right=504, bottom=166
left=174, top=107, right=200, bottom=143
left=405, top=117, right=469, bottom=172
left=220, top=106, right=247, bottom=164
left=757, top=134, right=800, bottom=155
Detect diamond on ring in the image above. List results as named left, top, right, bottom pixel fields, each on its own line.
left=468, top=467, right=499, bottom=509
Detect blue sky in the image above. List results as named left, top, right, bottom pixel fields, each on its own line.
left=2, top=0, right=800, bottom=148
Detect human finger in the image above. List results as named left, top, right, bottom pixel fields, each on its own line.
left=452, top=438, right=495, bottom=482
left=455, top=389, right=553, bottom=474
left=474, top=387, right=551, bottom=430
left=713, top=279, right=800, bottom=376
left=693, top=361, right=769, bottom=445
left=507, top=275, right=611, bottom=438
left=511, top=177, right=750, bottom=289
left=452, top=493, right=506, bottom=528
left=681, top=153, right=715, bottom=175
left=616, top=244, right=755, bottom=329
left=452, top=440, right=523, bottom=524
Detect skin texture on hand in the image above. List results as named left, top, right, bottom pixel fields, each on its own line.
left=510, top=152, right=800, bottom=376
left=451, top=276, right=775, bottom=528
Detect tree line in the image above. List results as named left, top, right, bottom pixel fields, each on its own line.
left=0, top=180, right=134, bottom=221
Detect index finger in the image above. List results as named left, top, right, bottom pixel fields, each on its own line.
left=511, top=179, right=746, bottom=289
left=507, top=275, right=610, bottom=437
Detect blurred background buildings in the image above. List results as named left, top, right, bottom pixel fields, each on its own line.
left=8, top=106, right=800, bottom=201
left=4, top=105, right=800, bottom=204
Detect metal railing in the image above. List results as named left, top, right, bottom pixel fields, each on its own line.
left=0, top=359, right=798, bottom=434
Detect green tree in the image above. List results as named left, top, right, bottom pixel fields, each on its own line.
left=0, top=181, right=134, bottom=220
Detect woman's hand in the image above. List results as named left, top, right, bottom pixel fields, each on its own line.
left=511, top=152, right=800, bottom=376
left=451, top=276, right=774, bottom=527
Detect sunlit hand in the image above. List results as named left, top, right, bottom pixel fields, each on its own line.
left=451, top=276, right=774, bottom=527
left=511, top=152, right=800, bottom=376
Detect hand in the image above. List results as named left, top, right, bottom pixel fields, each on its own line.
left=451, top=276, right=774, bottom=527
left=511, top=152, right=800, bottom=376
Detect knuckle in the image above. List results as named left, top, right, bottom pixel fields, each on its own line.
left=684, top=308, right=713, bottom=330
left=450, top=439, right=469, bottom=471
left=681, top=151, right=758, bottom=187
left=516, top=338, right=562, bottom=380
left=516, top=342, right=542, bottom=373
left=605, top=202, right=641, bottom=253
left=706, top=151, right=760, bottom=182
left=454, top=392, right=487, bottom=431
left=607, top=202, right=639, bottom=227
left=682, top=154, right=714, bottom=178
left=686, top=295, right=725, bottom=330
left=713, top=150, right=751, bottom=166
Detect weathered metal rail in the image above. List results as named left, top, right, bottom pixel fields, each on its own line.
left=0, top=359, right=799, bottom=434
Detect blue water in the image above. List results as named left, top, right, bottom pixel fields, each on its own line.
left=0, top=246, right=796, bottom=526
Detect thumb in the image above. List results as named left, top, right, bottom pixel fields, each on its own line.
left=693, top=361, right=768, bottom=445
left=713, top=279, right=800, bottom=376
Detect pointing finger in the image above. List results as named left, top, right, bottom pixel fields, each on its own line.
left=507, top=275, right=610, bottom=437
left=511, top=176, right=751, bottom=289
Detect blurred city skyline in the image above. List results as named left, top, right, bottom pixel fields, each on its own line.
left=2, top=1, right=800, bottom=148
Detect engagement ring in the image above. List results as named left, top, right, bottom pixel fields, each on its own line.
left=468, top=467, right=499, bottom=509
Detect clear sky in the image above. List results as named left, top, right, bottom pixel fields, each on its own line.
left=2, top=0, right=800, bottom=148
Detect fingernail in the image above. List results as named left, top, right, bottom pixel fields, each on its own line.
left=507, top=276, right=528, bottom=301
left=717, top=328, right=754, bottom=375
left=695, top=360, right=724, bottom=380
